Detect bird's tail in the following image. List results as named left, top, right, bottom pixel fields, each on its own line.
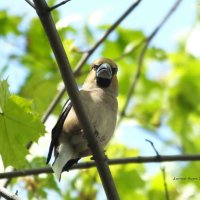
left=52, top=142, right=77, bottom=181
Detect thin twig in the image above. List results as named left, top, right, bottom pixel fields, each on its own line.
left=1, top=154, right=200, bottom=179
left=145, top=139, right=160, bottom=157
left=49, top=0, right=71, bottom=11
left=161, top=167, right=170, bottom=200
left=42, top=87, right=65, bottom=123
left=146, top=139, right=170, bottom=199
left=117, top=0, right=183, bottom=125
left=24, top=0, right=35, bottom=9
left=0, top=187, right=22, bottom=200
left=117, top=35, right=149, bottom=125
left=146, top=140, right=170, bottom=199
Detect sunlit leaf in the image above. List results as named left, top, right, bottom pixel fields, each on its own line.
left=0, top=80, right=45, bottom=168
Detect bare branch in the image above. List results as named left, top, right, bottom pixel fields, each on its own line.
left=117, top=0, right=183, bottom=125
left=0, top=187, right=22, bottom=200
left=145, top=139, right=160, bottom=157
left=117, top=37, right=148, bottom=125
left=1, top=154, right=200, bottom=179
left=32, top=0, right=120, bottom=199
left=145, top=140, right=170, bottom=199
left=42, top=87, right=65, bottom=123
left=49, top=0, right=71, bottom=11
left=24, top=0, right=35, bottom=9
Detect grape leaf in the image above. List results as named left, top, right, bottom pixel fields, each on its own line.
left=0, top=80, right=45, bottom=168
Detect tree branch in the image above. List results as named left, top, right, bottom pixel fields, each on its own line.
left=0, top=187, right=22, bottom=200
left=41, top=86, right=65, bottom=123
left=24, top=0, right=35, bottom=9
left=32, top=0, right=120, bottom=199
left=1, top=154, right=200, bottom=179
left=145, top=140, right=170, bottom=199
left=117, top=0, right=183, bottom=125
left=146, top=139, right=160, bottom=157
left=49, top=0, right=71, bottom=11
left=161, top=167, right=170, bottom=200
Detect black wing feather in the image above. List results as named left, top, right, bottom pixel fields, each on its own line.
left=46, top=99, right=72, bottom=164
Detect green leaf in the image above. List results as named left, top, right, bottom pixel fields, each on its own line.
left=166, top=53, right=200, bottom=151
left=0, top=11, right=21, bottom=35
left=83, top=25, right=95, bottom=45
left=113, top=166, right=145, bottom=200
left=0, top=80, right=45, bottom=168
left=147, top=47, right=167, bottom=61
left=63, top=39, right=83, bottom=68
left=0, top=79, right=10, bottom=110
left=180, top=162, right=200, bottom=189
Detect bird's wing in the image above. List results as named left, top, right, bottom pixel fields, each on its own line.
left=46, top=99, right=72, bottom=164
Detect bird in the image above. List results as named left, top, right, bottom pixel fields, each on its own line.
left=46, top=58, right=118, bottom=180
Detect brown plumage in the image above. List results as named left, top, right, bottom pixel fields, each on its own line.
left=47, top=58, right=118, bottom=180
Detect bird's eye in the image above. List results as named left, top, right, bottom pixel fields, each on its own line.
left=93, top=65, right=99, bottom=71
left=112, top=68, right=118, bottom=75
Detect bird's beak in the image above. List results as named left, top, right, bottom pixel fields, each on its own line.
left=96, top=63, right=112, bottom=80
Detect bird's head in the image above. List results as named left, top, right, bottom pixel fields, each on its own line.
left=83, top=58, right=118, bottom=95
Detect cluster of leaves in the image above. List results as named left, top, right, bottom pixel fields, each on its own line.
left=1, top=1, right=200, bottom=199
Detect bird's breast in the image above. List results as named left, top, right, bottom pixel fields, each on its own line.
left=61, top=89, right=118, bottom=157
left=81, top=89, right=118, bottom=146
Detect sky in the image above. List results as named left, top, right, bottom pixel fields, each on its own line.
left=0, top=0, right=199, bottom=93
left=0, top=0, right=200, bottom=199
left=0, top=0, right=198, bottom=48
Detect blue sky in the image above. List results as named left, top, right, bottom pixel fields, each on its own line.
left=0, top=0, right=197, bottom=49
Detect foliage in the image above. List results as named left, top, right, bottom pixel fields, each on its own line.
left=0, top=80, right=45, bottom=168
left=0, top=1, right=200, bottom=199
